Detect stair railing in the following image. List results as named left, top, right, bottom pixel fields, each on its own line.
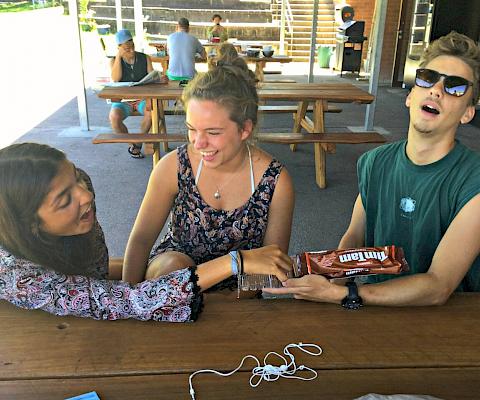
left=274, top=0, right=293, bottom=55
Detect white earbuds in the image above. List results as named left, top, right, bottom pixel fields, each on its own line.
left=188, top=342, right=323, bottom=400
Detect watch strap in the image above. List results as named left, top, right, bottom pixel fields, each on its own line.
left=342, top=280, right=363, bottom=310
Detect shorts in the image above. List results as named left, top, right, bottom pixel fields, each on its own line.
left=111, top=99, right=147, bottom=119
left=166, top=72, right=192, bottom=81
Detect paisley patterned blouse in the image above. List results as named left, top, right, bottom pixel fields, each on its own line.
left=0, top=170, right=202, bottom=322
left=151, top=144, right=283, bottom=290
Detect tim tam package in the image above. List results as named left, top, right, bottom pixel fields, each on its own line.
left=237, top=246, right=409, bottom=296
left=300, top=245, right=409, bottom=279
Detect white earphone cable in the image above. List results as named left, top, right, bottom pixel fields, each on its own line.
left=188, top=342, right=323, bottom=400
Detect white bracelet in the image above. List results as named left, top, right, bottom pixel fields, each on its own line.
left=229, top=251, right=239, bottom=276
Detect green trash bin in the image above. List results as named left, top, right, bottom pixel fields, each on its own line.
left=318, top=45, right=332, bottom=68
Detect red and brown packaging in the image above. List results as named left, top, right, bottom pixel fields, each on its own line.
left=237, top=246, right=409, bottom=297
left=299, top=245, right=409, bottom=279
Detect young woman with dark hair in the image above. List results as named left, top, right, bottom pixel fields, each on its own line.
left=0, top=143, right=292, bottom=321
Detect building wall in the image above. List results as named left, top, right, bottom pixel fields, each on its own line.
left=346, top=0, right=403, bottom=84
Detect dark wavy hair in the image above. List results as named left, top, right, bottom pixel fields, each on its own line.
left=0, top=143, right=95, bottom=274
left=182, top=63, right=259, bottom=131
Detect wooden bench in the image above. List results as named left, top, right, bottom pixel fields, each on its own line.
left=92, top=131, right=385, bottom=146
left=161, top=104, right=342, bottom=115
left=93, top=131, right=386, bottom=189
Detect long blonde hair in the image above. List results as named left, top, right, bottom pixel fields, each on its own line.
left=182, top=64, right=258, bottom=131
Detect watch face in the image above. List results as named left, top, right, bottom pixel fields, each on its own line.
left=341, top=297, right=363, bottom=310
left=342, top=281, right=363, bottom=310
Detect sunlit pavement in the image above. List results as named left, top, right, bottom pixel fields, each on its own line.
left=2, top=7, right=80, bottom=148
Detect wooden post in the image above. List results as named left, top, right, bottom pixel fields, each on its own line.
left=313, top=99, right=326, bottom=188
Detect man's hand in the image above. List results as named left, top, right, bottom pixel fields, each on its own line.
left=263, top=275, right=347, bottom=303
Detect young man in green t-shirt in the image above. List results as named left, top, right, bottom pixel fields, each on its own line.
left=265, top=31, right=480, bottom=307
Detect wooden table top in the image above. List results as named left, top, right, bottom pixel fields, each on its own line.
left=98, top=81, right=374, bottom=103
left=1, top=293, right=479, bottom=399
left=1, top=293, right=479, bottom=377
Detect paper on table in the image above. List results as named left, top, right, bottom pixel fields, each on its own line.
left=103, top=81, right=134, bottom=87
left=103, top=70, right=163, bottom=87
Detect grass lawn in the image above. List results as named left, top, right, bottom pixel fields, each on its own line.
left=0, top=1, right=58, bottom=13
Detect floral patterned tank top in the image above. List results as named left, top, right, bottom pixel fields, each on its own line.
left=151, top=144, right=284, bottom=267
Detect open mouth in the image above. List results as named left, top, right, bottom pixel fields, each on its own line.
left=421, top=104, right=440, bottom=115
left=200, top=150, right=218, bottom=161
left=80, top=205, right=93, bottom=221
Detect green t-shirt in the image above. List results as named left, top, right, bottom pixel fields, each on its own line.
left=358, top=140, right=480, bottom=291
left=206, top=25, right=228, bottom=42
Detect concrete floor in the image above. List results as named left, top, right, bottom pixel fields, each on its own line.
left=14, top=73, right=480, bottom=257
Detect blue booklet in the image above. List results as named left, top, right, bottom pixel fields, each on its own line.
left=65, top=392, right=100, bottom=400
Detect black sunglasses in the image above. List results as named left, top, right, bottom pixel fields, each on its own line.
left=415, top=68, right=473, bottom=97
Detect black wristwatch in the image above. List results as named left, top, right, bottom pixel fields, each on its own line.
left=341, top=281, right=363, bottom=310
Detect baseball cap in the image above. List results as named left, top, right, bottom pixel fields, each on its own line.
left=115, top=29, right=133, bottom=45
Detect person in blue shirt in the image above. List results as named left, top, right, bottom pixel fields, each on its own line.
left=166, top=18, right=206, bottom=81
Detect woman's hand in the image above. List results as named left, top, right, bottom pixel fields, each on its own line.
left=242, top=245, right=292, bottom=282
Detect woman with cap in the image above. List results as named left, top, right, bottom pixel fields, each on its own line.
left=109, top=29, right=167, bottom=159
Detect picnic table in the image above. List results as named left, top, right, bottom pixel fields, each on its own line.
left=149, top=53, right=292, bottom=82
left=149, top=42, right=293, bottom=82
left=97, top=81, right=378, bottom=188
left=1, top=293, right=479, bottom=399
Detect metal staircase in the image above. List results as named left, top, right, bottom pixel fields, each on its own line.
left=273, top=0, right=336, bottom=61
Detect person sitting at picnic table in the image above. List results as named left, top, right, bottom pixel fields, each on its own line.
left=206, top=14, right=228, bottom=43
left=109, top=29, right=167, bottom=159
left=264, top=31, right=480, bottom=306
left=166, top=17, right=206, bottom=81
left=0, top=143, right=293, bottom=321
left=122, top=63, right=295, bottom=286
left=217, top=42, right=237, bottom=58
left=210, top=43, right=257, bottom=82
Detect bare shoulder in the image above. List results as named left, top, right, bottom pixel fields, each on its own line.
left=251, top=145, right=293, bottom=190
left=251, top=145, right=289, bottom=174
left=251, top=145, right=277, bottom=170
left=149, top=148, right=180, bottom=192
left=456, top=192, right=480, bottom=219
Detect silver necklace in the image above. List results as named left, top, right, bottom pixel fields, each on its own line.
left=213, top=147, right=250, bottom=200
left=123, top=55, right=136, bottom=69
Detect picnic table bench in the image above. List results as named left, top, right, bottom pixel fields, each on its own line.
left=97, top=81, right=378, bottom=188
left=93, top=132, right=386, bottom=146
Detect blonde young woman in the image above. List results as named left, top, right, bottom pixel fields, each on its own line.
left=123, top=64, right=295, bottom=288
